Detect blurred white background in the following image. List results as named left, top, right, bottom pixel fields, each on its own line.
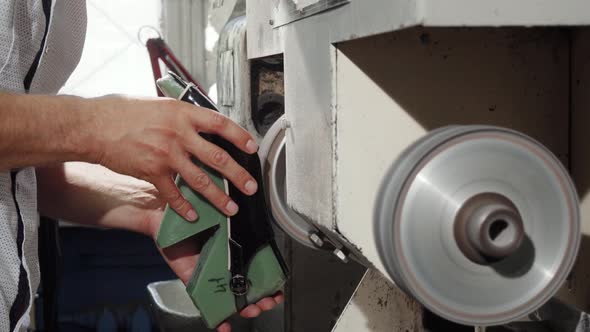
left=60, top=0, right=162, bottom=97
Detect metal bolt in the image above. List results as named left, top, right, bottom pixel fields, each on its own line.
left=230, top=274, right=249, bottom=296
left=309, top=233, right=324, bottom=248
left=333, top=248, right=349, bottom=263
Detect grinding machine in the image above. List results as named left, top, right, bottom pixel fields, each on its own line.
left=207, top=0, right=590, bottom=331
left=148, top=0, right=590, bottom=330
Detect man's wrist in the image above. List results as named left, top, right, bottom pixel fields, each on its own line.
left=65, top=96, right=105, bottom=164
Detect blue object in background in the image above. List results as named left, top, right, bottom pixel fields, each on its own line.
left=38, top=227, right=176, bottom=331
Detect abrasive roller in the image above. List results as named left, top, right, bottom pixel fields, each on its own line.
left=374, top=125, right=580, bottom=326
left=155, top=72, right=288, bottom=329
left=258, top=115, right=322, bottom=250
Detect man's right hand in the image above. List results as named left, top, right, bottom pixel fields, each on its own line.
left=87, top=95, right=259, bottom=221
left=0, top=92, right=256, bottom=220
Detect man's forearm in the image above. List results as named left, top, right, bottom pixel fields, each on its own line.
left=1, top=91, right=261, bottom=221
left=0, top=93, right=99, bottom=171
left=37, top=162, right=161, bottom=236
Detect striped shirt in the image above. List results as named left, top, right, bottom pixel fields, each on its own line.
left=0, top=1, right=86, bottom=330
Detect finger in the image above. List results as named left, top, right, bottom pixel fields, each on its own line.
left=239, top=304, right=262, bottom=318
left=186, top=135, right=258, bottom=196
left=188, top=107, right=258, bottom=154
left=256, top=297, right=277, bottom=311
left=217, top=322, right=231, bottom=332
left=176, top=158, right=240, bottom=216
left=152, top=176, right=198, bottom=222
left=273, top=291, right=285, bottom=304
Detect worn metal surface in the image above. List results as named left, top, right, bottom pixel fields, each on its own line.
left=477, top=299, right=590, bottom=331
left=555, top=27, right=590, bottom=314
left=247, top=0, right=590, bottom=59
left=216, top=16, right=262, bottom=142
left=332, top=269, right=423, bottom=332
left=246, top=0, right=284, bottom=58
left=291, top=0, right=321, bottom=10
left=284, top=242, right=366, bottom=332
left=420, top=1, right=590, bottom=26
left=273, top=0, right=349, bottom=28
left=209, top=0, right=243, bottom=33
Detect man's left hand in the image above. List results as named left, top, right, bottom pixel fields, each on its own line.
left=141, top=204, right=284, bottom=332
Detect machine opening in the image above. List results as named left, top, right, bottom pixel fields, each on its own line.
left=489, top=219, right=509, bottom=242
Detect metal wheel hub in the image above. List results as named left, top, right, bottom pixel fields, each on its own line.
left=375, top=126, right=580, bottom=326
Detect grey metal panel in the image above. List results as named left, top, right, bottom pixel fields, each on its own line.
left=556, top=27, right=590, bottom=314
left=246, top=0, right=285, bottom=59
left=219, top=50, right=235, bottom=107
left=273, top=0, right=349, bottom=28
left=284, top=239, right=366, bottom=332
left=248, top=0, right=590, bottom=60
left=422, top=0, right=590, bottom=26
left=217, top=16, right=263, bottom=143
left=291, top=0, right=321, bottom=10
left=300, top=0, right=419, bottom=44
left=332, top=269, right=423, bottom=332
left=247, top=0, right=419, bottom=59
left=282, top=21, right=335, bottom=227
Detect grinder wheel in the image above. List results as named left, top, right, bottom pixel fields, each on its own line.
left=374, top=126, right=580, bottom=326
left=259, top=116, right=319, bottom=249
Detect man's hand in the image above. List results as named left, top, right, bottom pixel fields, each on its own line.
left=88, top=95, right=259, bottom=221
left=0, top=92, right=256, bottom=220
left=38, top=163, right=283, bottom=332
left=142, top=204, right=283, bottom=332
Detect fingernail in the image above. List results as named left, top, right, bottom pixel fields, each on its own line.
left=226, top=201, right=239, bottom=215
left=246, top=139, right=258, bottom=153
left=186, top=209, right=198, bottom=221
left=245, top=180, right=258, bottom=194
